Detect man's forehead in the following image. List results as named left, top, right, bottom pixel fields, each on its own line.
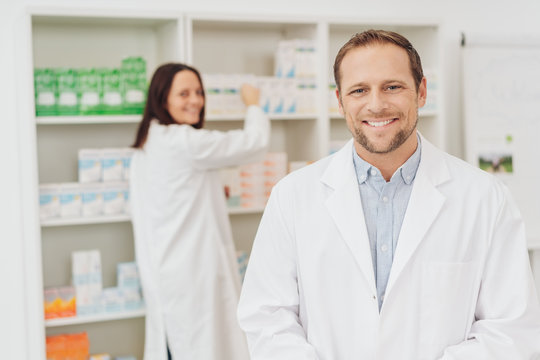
left=342, top=43, right=409, bottom=63
left=340, top=44, right=413, bottom=83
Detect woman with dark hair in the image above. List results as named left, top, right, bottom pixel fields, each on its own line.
left=129, top=63, right=269, bottom=360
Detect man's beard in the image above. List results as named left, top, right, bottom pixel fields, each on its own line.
left=351, top=110, right=418, bottom=154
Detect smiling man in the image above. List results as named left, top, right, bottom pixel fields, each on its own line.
left=238, top=30, right=540, bottom=359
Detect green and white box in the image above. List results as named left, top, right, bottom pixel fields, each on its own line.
left=101, top=68, right=123, bottom=114
left=78, top=68, right=101, bottom=115
left=56, top=68, right=79, bottom=115
left=34, top=68, right=57, bottom=116
left=121, top=56, right=147, bottom=114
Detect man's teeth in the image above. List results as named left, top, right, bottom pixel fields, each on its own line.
left=367, top=119, right=394, bottom=127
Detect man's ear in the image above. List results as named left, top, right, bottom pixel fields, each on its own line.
left=336, top=89, right=344, bottom=116
left=417, top=76, right=427, bottom=108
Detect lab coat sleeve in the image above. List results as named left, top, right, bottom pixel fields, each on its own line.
left=186, top=105, right=270, bottom=169
left=237, top=181, right=320, bottom=360
left=439, top=184, right=540, bottom=359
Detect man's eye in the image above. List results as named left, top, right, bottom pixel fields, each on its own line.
left=387, top=85, right=401, bottom=91
left=351, top=88, right=365, bottom=94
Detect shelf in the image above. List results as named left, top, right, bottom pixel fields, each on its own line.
left=41, top=207, right=263, bottom=227
left=36, top=115, right=141, bottom=125
left=45, top=308, right=145, bottom=327
left=206, top=113, right=318, bottom=122
left=36, top=113, right=319, bottom=125
left=41, top=214, right=131, bottom=227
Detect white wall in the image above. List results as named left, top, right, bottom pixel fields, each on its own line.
left=3, top=0, right=540, bottom=357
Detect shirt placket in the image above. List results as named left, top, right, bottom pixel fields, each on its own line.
left=375, top=179, right=398, bottom=310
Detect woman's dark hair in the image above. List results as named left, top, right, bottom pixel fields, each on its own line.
left=132, top=63, right=205, bottom=148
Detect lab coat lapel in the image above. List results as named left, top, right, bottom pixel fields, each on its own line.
left=322, top=140, right=377, bottom=295
left=385, top=136, right=450, bottom=296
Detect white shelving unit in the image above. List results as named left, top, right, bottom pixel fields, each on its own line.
left=28, top=8, right=185, bottom=359
left=22, top=7, right=445, bottom=360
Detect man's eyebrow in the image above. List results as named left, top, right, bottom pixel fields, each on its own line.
left=344, top=79, right=408, bottom=92
left=344, top=82, right=369, bottom=92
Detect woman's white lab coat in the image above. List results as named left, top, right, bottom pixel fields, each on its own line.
left=238, top=136, right=540, bottom=360
left=130, top=105, right=269, bottom=360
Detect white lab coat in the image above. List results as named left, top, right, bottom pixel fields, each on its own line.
left=238, top=135, right=540, bottom=360
left=130, top=105, right=269, bottom=360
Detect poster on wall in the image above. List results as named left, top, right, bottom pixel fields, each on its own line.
left=463, top=41, right=540, bottom=245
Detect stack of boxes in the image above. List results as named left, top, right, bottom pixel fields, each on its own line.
left=43, top=250, right=145, bottom=320
left=101, top=262, right=144, bottom=313
left=46, top=332, right=89, bottom=360
left=43, top=286, right=76, bottom=320
left=72, top=250, right=104, bottom=316
left=273, top=39, right=318, bottom=115
left=203, top=73, right=257, bottom=116
left=39, top=147, right=134, bottom=221
left=34, top=56, right=147, bottom=117
left=46, top=332, right=137, bottom=360
left=220, top=152, right=288, bottom=209
left=202, top=38, right=318, bottom=117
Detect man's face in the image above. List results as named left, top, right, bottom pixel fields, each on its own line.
left=337, top=43, right=426, bottom=155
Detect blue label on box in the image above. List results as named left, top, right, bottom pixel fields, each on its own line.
left=40, top=194, right=54, bottom=205
left=79, top=159, right=97, bottom=170
left=102, top=159, right=116, bottom=169
left=60, top=193, right=78, bottom=204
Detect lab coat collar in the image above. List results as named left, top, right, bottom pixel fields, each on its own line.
left=321, top=138, right=377, bottom=295
left=321, top=133, right=451, bottom=303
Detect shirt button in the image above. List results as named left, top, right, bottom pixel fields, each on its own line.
left=381, top=244, right=388, bottom=252
left=370, top=169, right=377, bottom=176
left=381, top=294, right=385, bottom=301
left=382, top=196, right=388, bottom=202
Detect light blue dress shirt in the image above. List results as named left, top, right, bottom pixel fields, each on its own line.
left=352, top=135, right=421, bottom=310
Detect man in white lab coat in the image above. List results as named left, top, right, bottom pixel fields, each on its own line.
left=237, top=30, right=540, bottom=359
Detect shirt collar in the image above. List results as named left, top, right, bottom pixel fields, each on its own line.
left=352, top=133, right=422, bottom=185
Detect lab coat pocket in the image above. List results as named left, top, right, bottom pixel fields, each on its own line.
left=419, top=261, right=477, bottom=358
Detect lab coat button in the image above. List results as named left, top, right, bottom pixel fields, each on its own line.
left=382, top=196, right=389, bottom=203
left=381, top=244, right=388, bottom=252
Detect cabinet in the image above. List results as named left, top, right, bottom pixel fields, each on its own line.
left=186, top=14, right=328, bottom=252
left=23, top=7, right=444, bottom=360
left=29, top=9, right=184, bottom=359
left=185, top=15, right=444, bottom=253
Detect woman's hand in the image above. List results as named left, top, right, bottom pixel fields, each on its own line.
left=241, top=84, right=260, bottom=107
